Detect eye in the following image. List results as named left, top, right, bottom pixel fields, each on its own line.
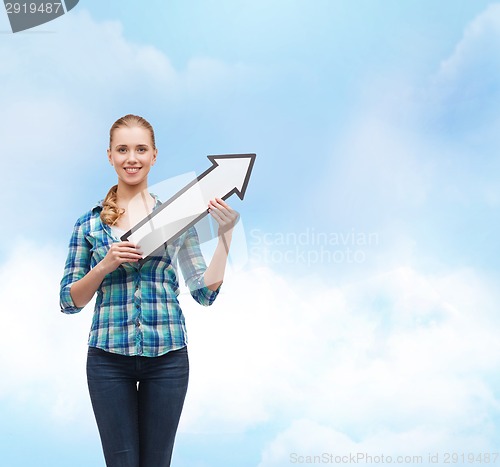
left=137, top=147, right=147, bottom=153
left=118, top=147, right=127, bottom=153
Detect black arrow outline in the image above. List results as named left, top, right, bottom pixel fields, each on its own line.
left=121, top=153, right=256, bottom=259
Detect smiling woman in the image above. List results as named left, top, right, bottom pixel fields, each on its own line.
left=101, top=115, right=158, bottom=228
left=59, top=114, right=239, bottom=467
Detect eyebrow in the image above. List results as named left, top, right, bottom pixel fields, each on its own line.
left=114, top=144, right=150, bottom=149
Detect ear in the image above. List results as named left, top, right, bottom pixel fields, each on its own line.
left=107, top=148, right=113, bottom=165
left=152, top=148, right=158, bottom=165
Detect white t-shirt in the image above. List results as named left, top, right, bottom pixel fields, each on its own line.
left=110, top=225, right=126, bottom=240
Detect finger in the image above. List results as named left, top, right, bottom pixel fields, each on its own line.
left=119, top=244, right=142, bottom=251
left=115, top=249, right=144, bottom=260
left=209, top=198, right=229, bottom=210
left=210, top=199, right=235, bottom=216
left=211, top=207, right=231, bottom=223
left=208, top=208, right=221, bottom=219
left=121, top=253, right=143, bottom=260
left=117, top=252, right=143, bottom=260
left=208, top=208, right=224, bottom=224
left=117, top=241, right=140, bottom=249
left=214, top=197, right=229, bottom=207
left=119, top=253, right=143, bottom=263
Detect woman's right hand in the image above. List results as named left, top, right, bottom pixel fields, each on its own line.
left=69, top=241, right=143, bottom=309
left=99, top=241, right=143, bottom=274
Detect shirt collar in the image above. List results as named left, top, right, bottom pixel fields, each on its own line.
left=92, top=192, right=161, bottom=211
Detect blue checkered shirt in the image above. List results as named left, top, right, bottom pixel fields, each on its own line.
left=59, top=194, right=221, bottom=356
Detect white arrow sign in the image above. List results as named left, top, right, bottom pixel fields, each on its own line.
left=121, top=153, right=256, bottom=260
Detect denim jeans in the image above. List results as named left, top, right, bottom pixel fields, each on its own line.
left=86, top=346, right=189, bottom=467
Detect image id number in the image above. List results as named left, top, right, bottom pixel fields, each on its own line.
left=5, top=3, right=62, bottom=14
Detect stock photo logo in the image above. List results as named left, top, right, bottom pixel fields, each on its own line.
left=3, top=0, right=79, bottom=33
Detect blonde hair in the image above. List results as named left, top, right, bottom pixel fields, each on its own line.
left=100, top=184, right=124, bottom=226
left=101, top=114, right=156, bottom=226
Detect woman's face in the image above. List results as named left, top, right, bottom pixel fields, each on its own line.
left=107, top=126, right=157, bottom=187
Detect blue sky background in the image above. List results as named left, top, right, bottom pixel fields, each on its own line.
left=1, top=1, right=500, bottom=466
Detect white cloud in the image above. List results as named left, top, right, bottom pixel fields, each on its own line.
left=253, top=5, right=500, bottom=460
left=429, top=2, right=500, bottom=149
left=1, top=230, right=499, bottom=461
left=309, top=3, right=500, bottom=275
left=0, top=9, right=244, bottom=161
left=258, top=419, right=491, bottom=466
left=436, top=3, right=500, bottom=91
left=1, top=5, right=500, bottom=462
left=430, top=3, right=500, bottom=206
left=0, top=239, right=96, bottom=430
left=179, top=258, right=500, bottom=446
left=0, top=11, right=175, bottom=98
left=249, top=264, right=500, bottom=465
left=0, top=9, right=262, bottom=109
left=0, top=8, right=265, bottom=238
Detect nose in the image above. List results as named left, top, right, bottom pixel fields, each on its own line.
left=126, top=151, right=139, bottom=162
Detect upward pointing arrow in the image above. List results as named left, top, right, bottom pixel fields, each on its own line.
left=121, top=153, right=256, bottom=260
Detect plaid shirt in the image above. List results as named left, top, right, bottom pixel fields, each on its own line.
left=59, top=194, right=221, bottom=357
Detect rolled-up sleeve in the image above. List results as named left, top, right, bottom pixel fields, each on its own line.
left=60, top=218, right=91, bottom=314
left=178, top=226, right=221, bottom=306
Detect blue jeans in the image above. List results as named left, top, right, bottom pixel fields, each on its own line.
left=86, top=346, right=189, bottom=467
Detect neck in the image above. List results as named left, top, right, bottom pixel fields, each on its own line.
left=116, top=180, right=148, bottom=203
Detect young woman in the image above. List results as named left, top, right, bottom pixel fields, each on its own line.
left=59, top=114, right=238, bottom=467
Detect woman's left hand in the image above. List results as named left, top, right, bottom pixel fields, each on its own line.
left=208, top=197, right=239, bottom=237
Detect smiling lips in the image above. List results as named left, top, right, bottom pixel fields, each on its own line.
left=125, top=167, right=141, bottom=174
